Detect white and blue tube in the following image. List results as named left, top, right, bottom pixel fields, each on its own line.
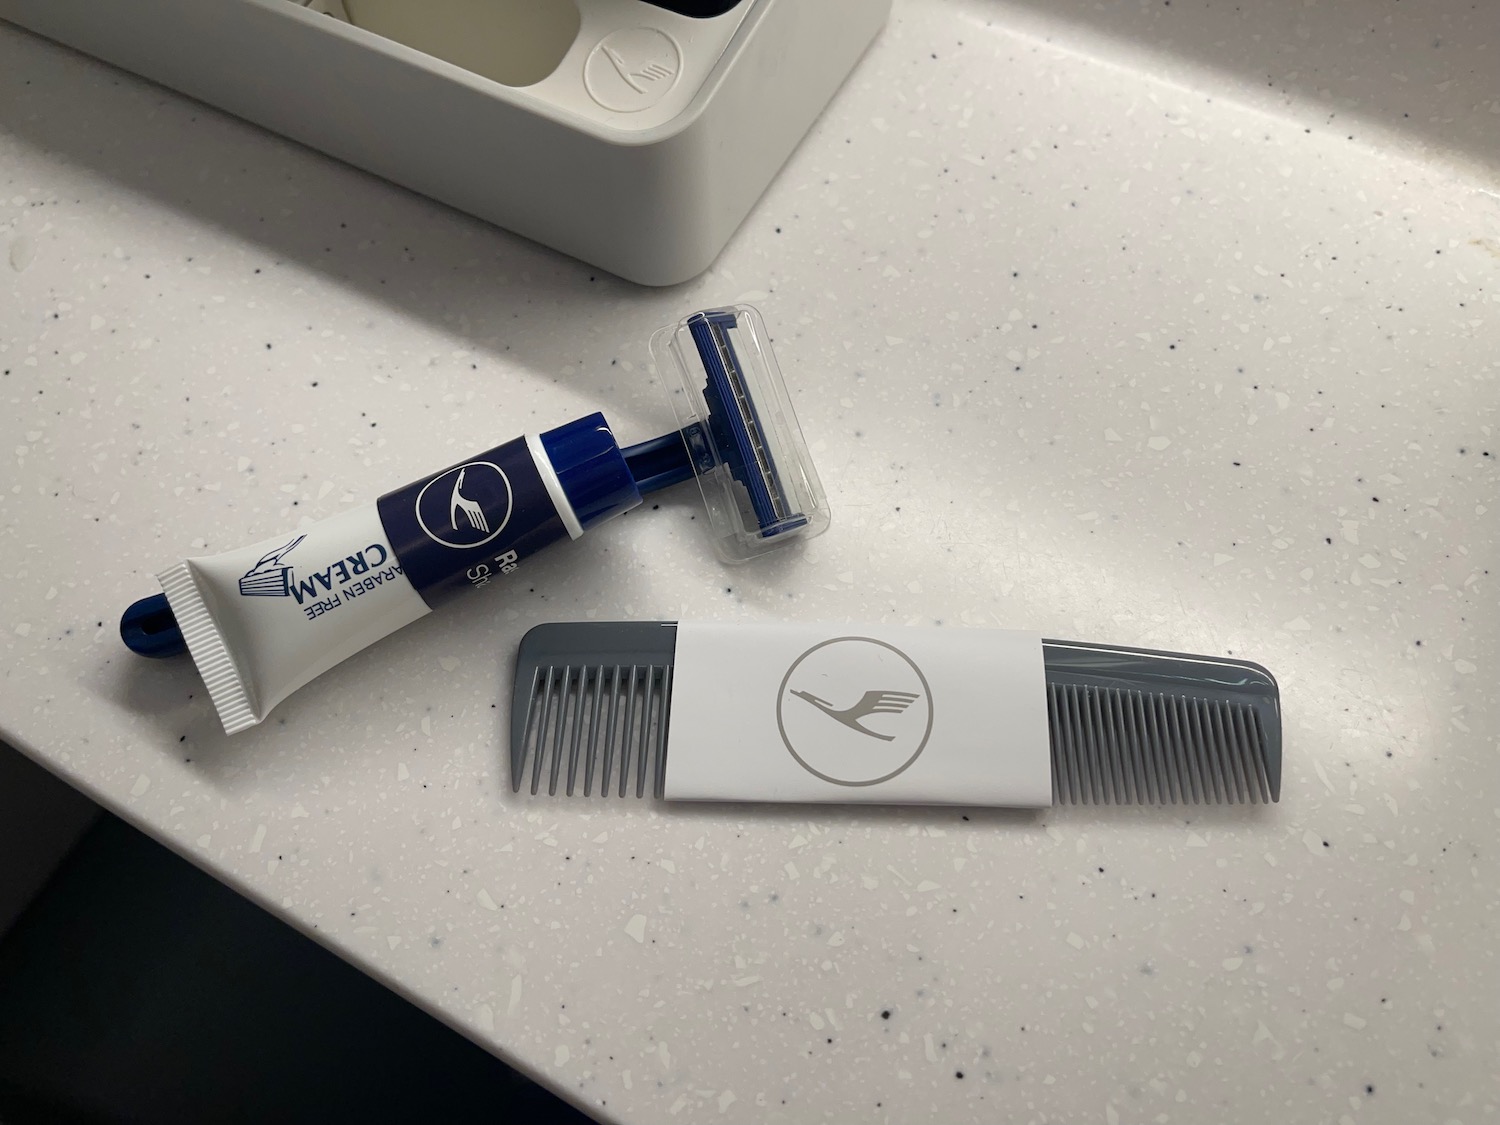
left=120, top=305, right=830, bottom=734
left=122, top=414, right=644, bottom=734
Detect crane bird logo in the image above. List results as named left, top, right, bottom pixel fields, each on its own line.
left=776, top=637, right=934, bottom=787
left=788, top=688, right=920, bottom=742
left=414, top=461, right=512, bottom=549
left=602, top=45, right=675, bottom=94
left=449, top=468, right=489, bottom=534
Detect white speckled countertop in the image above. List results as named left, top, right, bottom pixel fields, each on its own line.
left=3, top=2, right=1498, bottom=1121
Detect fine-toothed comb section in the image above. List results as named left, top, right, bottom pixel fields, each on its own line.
left=510, top=625, right=1282, bottom=806
left=1046, top=685, right=1275, bottom=804
left=1040, top=640, right=1281, bottom=806
left=511, top=622, right=678, bottom=798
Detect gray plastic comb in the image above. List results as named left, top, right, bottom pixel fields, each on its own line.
left=509, top=622, right=1281, bottom=806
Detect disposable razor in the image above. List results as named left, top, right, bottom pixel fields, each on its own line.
left=510, top=622, right=1282, bottom=807
left=624, top=305, right=827, bottom=561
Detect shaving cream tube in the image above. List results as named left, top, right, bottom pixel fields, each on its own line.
left=148, top=413, right=639, bottom=734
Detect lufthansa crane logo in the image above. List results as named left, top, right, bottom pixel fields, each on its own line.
left=776, top=637, right=934, bottom=786
left=584, top=28, right=682, bottom=113
left=414, top=461, right=512, bottom=549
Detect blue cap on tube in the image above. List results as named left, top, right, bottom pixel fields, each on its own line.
left=539, top=412, right=642, bottom=530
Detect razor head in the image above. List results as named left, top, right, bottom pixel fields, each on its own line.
left=686, top=311, right=805, bottom=538
left=650, top=305, right=829, bottom=563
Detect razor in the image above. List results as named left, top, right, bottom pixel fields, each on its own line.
left=625, top=306, right=826, bottom=561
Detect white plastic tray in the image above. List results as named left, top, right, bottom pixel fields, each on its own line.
left=0, top=0, right=889, bottom=284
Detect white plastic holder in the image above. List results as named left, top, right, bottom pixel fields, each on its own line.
left=0, top=0, right=891, bottom=284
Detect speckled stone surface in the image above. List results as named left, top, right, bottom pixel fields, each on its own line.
left=2, top=2, right=1498, bottom=1122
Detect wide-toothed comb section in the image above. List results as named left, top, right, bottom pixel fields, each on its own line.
left=515, top=663, right=673, bottom=798
left=1047, top=684, right=1274, bottom=805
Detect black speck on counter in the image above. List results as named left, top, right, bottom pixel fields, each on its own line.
left=954, top=1071, right=964, bottom=1079
left=881, top=1010, right=891, bottom=1019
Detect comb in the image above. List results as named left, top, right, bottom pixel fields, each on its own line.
left=509, top=622, right=1282, bottom=807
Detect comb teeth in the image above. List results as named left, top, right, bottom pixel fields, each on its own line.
left=1047, top=684, right=1274, bottom=805
left=515, top=663, right=673, bottom=798
left=510, top=624, right=1282, bottom=806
